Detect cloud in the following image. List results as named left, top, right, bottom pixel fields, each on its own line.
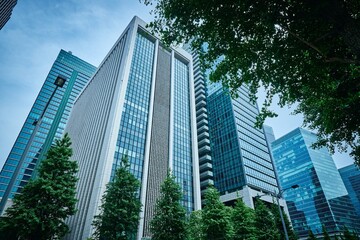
left=0, top=0, right=153, bottom=167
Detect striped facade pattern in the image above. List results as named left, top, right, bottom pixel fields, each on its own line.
left=65, top=17, right=200, bottom=240
left=0, top=0, right=17, bottom=30
left=0, top=50, right=96, bottom=214
left=65, top=28, right=129, bottom=239
left=183, top=45, right=213, bottom=198
left=143, top=46, right=171, bottom=237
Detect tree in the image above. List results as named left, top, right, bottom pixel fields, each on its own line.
left=232, top=198, right=256, bottom=240
left=0, top=133, right=78, bottom=240
left=254, top=199, right=280, bottom=240
left=340, top=226, right=358, bottom=240
left=202, top=186, right=233, bottom=240
left=271, top=203, right=298, bottom=240
left=187, top=210, right=204, bottom=240
left=322, top=225, right=331, bottom=240
left=92, top=154, right=142, bottom=240
left=150, top=172, right=187, bottom=240
left=142, top=0, right=360, bottom=166
left=308, top=230, right=317, bottom=240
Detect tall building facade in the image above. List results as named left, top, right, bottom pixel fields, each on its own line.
left=0, top=0, right=17, bottom=30
left=272, top=128, right=360, bottom=238
left=263, top=124, right=276, bottom=145
left=0, top=50, right=96, bottom=213
left=183, top=44, right=213, bottom=198
left=339, top=164, right=360, bottom=219
left=65, top=17, right=201, bottom=240
left=207, top=84, right=284, bottom=209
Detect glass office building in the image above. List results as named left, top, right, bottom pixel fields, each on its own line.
left=208, top=85, right=280, bottom=206
left=339, top=164, right=360, bottom=219
left=272, top=128, right=360, bottom=237
left=184, top=44, right=283, bottom=210
left=65, top=17, right=200, bottom=240
left=0, top=50, right=96, bottom=213
left=0, top=0, right=17, bottom=30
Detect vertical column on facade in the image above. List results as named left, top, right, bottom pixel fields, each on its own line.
left=138, top=39, right=159, bottom=240
left=191, top=49, right=213, bottom=198
left=142, top=43, right=172, bottom=237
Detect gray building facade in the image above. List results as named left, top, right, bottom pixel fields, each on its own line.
left=65, top=17, right=201, bottom=240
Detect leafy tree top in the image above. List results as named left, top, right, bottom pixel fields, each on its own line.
left=202, top=186, right=234, bottom=240
left=92, top=154, right=142, bottom=240
left=322, top=225, right=331, bottom=240
left=254, top=199, right=280, bottom=240
left=232, top=198, right=256, bottom=240
left=0, top=133, right=78, bottom=240
left=143, top=0, right=360, bottom=166
left=308, top=230, right=318, bottom=240
left=150, top=171, right=187, bottom=240
left=187, top=210, right=204, bottom=240
left=271, top=202, right=298, bottom=240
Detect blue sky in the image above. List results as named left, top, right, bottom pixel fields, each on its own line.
left=0, top=1, right=353, bottom=169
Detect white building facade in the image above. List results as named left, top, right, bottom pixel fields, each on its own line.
left=65, top=16, right=201, bottom=240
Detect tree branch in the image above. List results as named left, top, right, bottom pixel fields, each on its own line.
left=279, top=24, right=326, bottom=58
left=279, top=25, right=358, bottom=64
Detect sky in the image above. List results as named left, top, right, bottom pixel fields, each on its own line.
left=0, top=1, right=354, bottom=170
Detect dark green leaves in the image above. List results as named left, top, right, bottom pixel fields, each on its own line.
left=143, top=0, right=360, bottom=166
left=0, top=133, right=78, bottom=240
left=150, top=172, right=187, bottom=240
left=92, top=154, right=142, bottom=240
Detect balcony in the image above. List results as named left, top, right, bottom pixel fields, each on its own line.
left=200, top=179, right=214, bottom=188
left=197, top=118, right=208, bottom=128
left=199, top=162, right=212, bottom=172
left=199, top=155, right=212, bottom=164
left=200, top=170, right=213, bottom=179
left=198, top=138, right=210, bottom=148
left=197, top=131, right=209, bottom=141
left=199, top=145, right=211, bottom=154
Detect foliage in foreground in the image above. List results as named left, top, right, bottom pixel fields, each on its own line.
left=271, top=202, right=297, bottom=240
left=92, top=154, right=141, bottom=240
left=150, top=172, right=187, bottom=240
left=143, top=0, right=360, bottom=166
left=202, top=186, right=234, bottom=240
left=232, top=198, right=256, bottom=240
left=187, top=210, right=204, bottom=240
left=254, top=199, right=280, bottom=240
left=0, top=133, right=78, bottom=240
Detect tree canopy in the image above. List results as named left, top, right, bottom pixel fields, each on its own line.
left=143, top=0, right=360, bottom=165
left=254, top=199, right=280, bottom=240
left=187, top=210, right=204, bottom=240
left=150, top=172, right=187, bottom=240
left=0, top=133, right=78, bottom=240
left=202, top=186, right=234, bottom=240
left=307, top=230, right=318, bottom=240
left=92, top=154, right=141, bottom=240
left=271, top=203, right=298, bottom=240
left=232, top=198, right=257, bottom=240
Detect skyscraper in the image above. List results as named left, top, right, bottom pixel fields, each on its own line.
left=183, top=44, right=285, bottom=210
left=0, top=0, right=17, bottom=30
left=183, top=43, right=213, bottom=198
left=339, top=164, right=360, bottom=219
left=0, top=50, right=96, bottom=214
left=64, top=16, right=200, bottom=240
left=272, top=128, right=360, bottom=237
left=263, top=124, right=276, bottom=145
left=207, top=83, right=284, bottom=209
